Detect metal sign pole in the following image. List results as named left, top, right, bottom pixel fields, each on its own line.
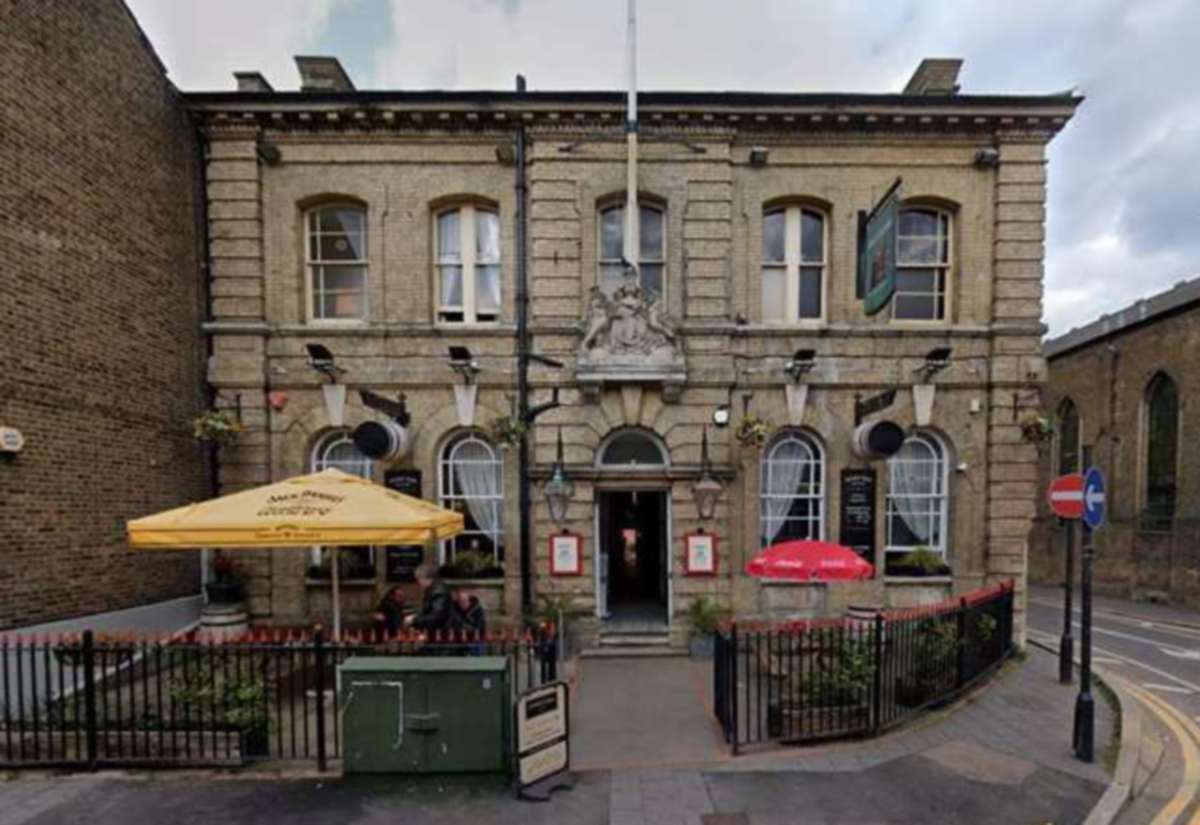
left=1073, top=446, right=1095, bottom=763
left=1059, top=518, right=1074, bottom=684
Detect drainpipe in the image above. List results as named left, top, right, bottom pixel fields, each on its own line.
left=514, top=74, right=533, bottom=612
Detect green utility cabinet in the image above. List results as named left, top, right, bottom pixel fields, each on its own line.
left=339, top=656, right=509, bottom=774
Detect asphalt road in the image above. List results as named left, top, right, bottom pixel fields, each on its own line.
left=1027, top=583, right=1200, bottom=824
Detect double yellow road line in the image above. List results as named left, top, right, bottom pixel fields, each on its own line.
left=1122, top=677, right=1200, bottom=824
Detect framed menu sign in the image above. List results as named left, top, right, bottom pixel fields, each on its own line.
left=384, top=470, right=425, bottom=582
left=684, top=531, right=717, bottom=576
left=549, top=532, right=583, bottom=576
left=839, top=468, right=876, bottom=563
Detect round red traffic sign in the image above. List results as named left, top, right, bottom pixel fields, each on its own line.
left=1048, top=473, right=1085, bottom=519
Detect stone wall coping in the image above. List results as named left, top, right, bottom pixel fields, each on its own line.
left=882, top=576, right=955, bottom=585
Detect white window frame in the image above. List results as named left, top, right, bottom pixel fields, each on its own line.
left=309, top=432, right=375, bottom=573
left=762, top=205, right=827, bottom=324
left=436, top=204, right=501, bottom=325
left=438, top=432, right=505, bottom=564
left=885, top=432, right=950, bottom=558
left=305, top=204, right=368, bottom=324
left=759, top=430, right=825, bottom=546
left=891, top=207, right=951, bottom=323
left=597, top=202, right=666, bottom=301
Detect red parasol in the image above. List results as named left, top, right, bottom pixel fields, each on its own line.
left=746, top=539, right=874, bottom=581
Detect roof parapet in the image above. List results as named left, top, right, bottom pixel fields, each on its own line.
left=295, top=56, right=355, bottom=92
left=903, top=58, right=964, bottom=96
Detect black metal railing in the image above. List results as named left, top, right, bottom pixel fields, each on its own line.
left=0, top=626, right=557, bottom=771
left=714, top=580, right=1015, bottom=754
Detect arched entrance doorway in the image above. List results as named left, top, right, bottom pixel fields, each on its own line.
left=594, top=429, right=671, bottom=629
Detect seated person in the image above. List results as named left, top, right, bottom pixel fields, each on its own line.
left=372, top=586, right=408, bottom=637
left=452, top=588, right=487, bottom=638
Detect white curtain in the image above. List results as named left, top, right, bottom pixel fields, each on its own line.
left=455, top=439, right=502, bottom=541
left=762, top=439, right=810, bottom=544
left=438, top=210, right=463, bottom=308
left=889, top=438, right=938, bottom=543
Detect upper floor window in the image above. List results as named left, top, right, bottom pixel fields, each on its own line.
left=306, top=204, right=367, bottom=322
left=309, top=431, right=374, bottom=578
left=599, top=202, right=664, bottom=299
left=1144, top=372, right=1179, bottom=530
left=437, top=205, right=500, bottom=324
left=893, top=207, right=950, bottom=321
left=762, top=206, right=825, bottom=323
left=885, top=432, right=949, bottom=560
left=760, top=430, right=824, bottom=547
left=439, top=432, right=504, bottom=564
left=1056, top=398, right=1081, bottom=475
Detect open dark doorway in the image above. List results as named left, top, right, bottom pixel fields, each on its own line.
left=599, top=490, right=668, bottom=626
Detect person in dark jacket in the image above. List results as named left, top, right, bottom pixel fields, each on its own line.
left=452, top=589, right=487, bottom=636
left=405, top=564, right=453, bottom=636
left=372, top=586, right=408, bottom=638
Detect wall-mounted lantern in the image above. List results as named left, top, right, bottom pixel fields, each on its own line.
left=692, top=425, right=724, bottom=521
left=543, top=427, right=575, bottom=525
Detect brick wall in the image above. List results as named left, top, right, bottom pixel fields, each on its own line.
left=0, top=0, right=209, bottom=630
left=1031, top=300, right=1200, bottom=606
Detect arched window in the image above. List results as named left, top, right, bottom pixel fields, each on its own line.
left=760, top=431, right=824, bottom=546
left=436, top=205, right=501, bottom=324
left=893, top=207, right=951, bottom=321
left=439, top=432, right=504, bottom=563
left=306, top=203, right=367, bottom=321
left=309, top=432, right=374, bottom=578
left=1057, top=398, right=1081, bottom=475
left=598, top=429, right=668, bottom=468
left=1144, top=373, right=1179, bottom=529
left=885, top=432, right=950, bottom=560
left=598, top=201, right=665, bottom=299
left=762, top=205, right=826, bottom=323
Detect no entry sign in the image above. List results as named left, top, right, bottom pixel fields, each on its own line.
left=1048, top=473, right=1085, bottom=519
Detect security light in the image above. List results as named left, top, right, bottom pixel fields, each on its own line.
left=712, top=404, right=731, bottom=428
left=448, top=346, right=481, bottom=383
left=783, top=349, right=817, bottom=382
left=305, top=343, right=345, bottom=384
left=749, top=147, right=769, bottom=166
left=915, top=347, right=953, bottom=380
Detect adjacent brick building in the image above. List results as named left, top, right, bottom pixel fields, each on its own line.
left=1031, top=277, right=1200, bottom=606
left=0, top=1, right=210, bottom=631
left=188, top=57, right=1078, bottom=645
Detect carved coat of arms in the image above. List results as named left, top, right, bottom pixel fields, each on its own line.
left=579, top=273, right=680, bottom=362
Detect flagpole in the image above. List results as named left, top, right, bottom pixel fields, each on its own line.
left=624, top=0, right=639, bottom=269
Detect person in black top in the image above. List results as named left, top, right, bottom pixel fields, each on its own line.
left=405, top=564, right=453, bottom=636
left=452, top=588, right=487, bottom=636
left=372, top=586, right=407, bottom=638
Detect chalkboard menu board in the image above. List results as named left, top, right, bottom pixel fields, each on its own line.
left=384, top=470, right=425, bottom=582
left=839, top=468, right=876, bottom=562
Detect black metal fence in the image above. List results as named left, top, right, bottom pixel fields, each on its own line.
left=714, top=580, right=1015, bottom=753
left=0, top=627, right=557, bottom=771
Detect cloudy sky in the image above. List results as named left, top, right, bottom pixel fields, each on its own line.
left=126, top=0, right=1200, bottom=338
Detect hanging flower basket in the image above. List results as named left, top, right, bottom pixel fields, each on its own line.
left=1019, top=413, right=1054, bottom=444
left=193, top=409, right=244, bottom=446
left=735, top=414, right=771, bottom=449
left=488, top=414, right=527, bottom=449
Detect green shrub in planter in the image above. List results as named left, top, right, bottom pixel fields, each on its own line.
left=438, top=549, right=504, bottom=580
left=885, top=546, right=951, bottom=577
left=683, top=597, right=730, bottom=658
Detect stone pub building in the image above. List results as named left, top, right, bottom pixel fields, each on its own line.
left=189, top=56, right=1077, bottom=646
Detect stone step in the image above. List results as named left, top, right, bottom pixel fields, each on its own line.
left=580, top=646, right=687, bottom=659
left=597, top=633, right=671, bottom=647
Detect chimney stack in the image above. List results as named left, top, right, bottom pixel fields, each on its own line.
left=234, top=71, right=273, bottom=93
left=295, top=56, right=356, bottom=92
left=903, top=58, right=963, bottom=96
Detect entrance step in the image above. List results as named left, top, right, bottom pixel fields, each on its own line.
left=580, top=646, right=686, bottom=659
left=597, top=632, right=671, bottom=647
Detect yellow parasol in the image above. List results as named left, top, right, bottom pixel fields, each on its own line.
left=128, top=468, right=464, bottom=637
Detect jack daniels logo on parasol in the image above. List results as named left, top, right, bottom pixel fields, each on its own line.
left=255, top=490, right=346, bottom=518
